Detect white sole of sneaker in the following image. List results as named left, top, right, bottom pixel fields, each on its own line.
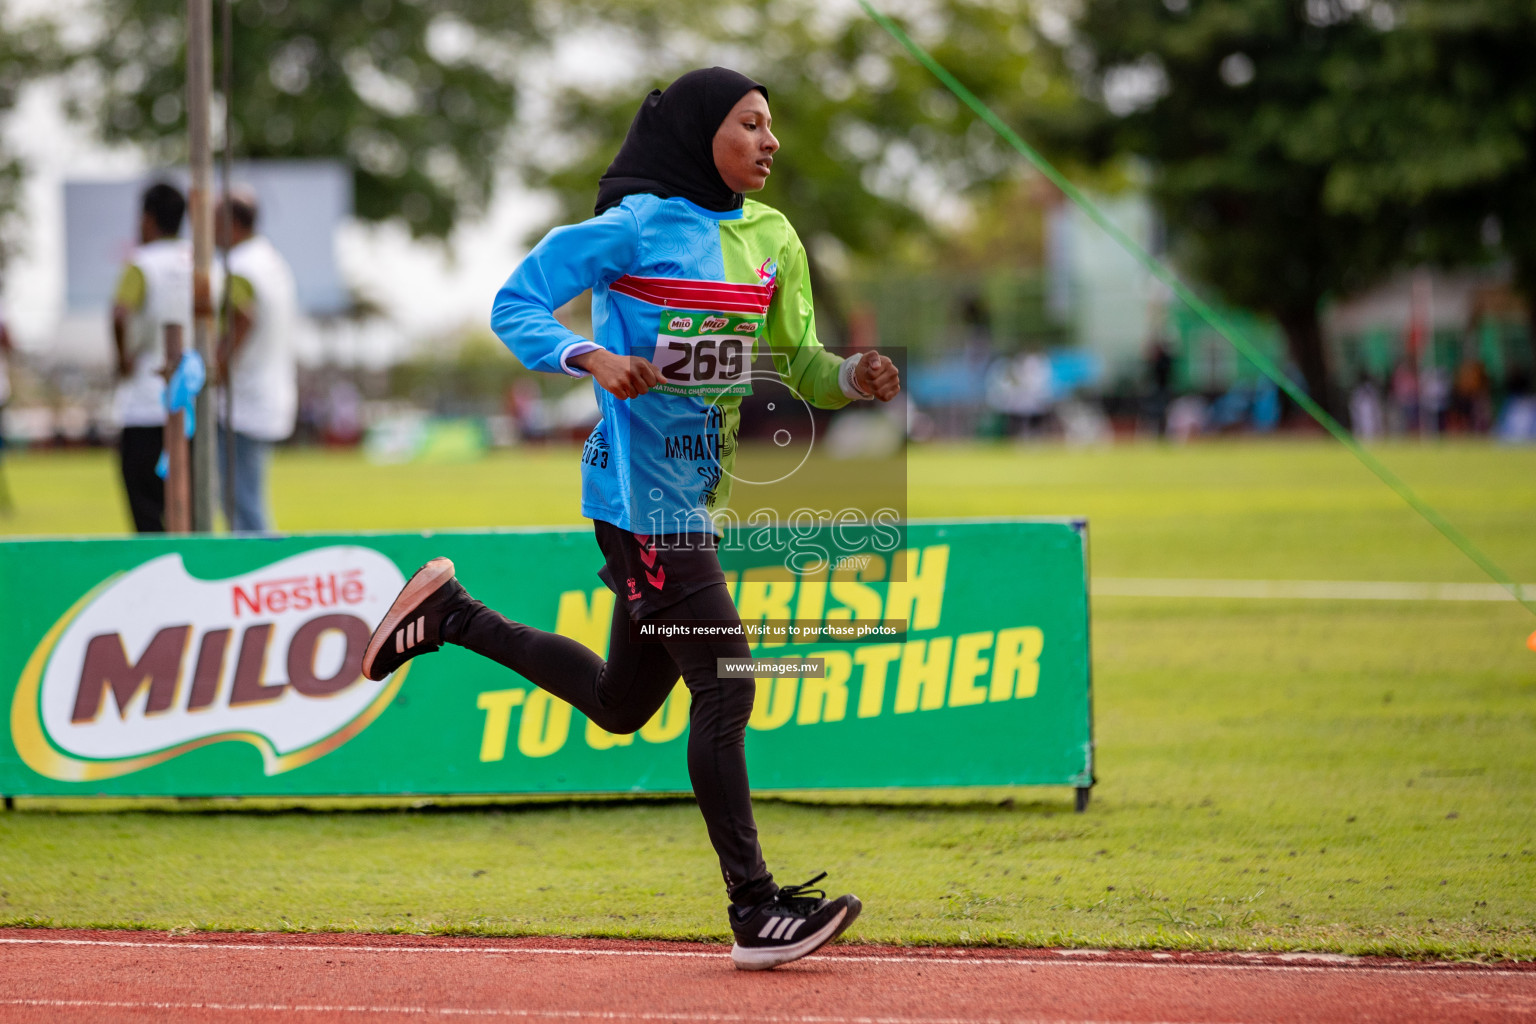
left=362, top=557, right=456, bottom=681
left=730, top=906, right=848, bottom=971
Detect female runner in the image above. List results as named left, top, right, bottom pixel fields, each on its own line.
left=363, top=67, right=901, bottom=970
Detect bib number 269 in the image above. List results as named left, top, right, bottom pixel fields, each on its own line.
left=657, top=337, right=747, bottom=385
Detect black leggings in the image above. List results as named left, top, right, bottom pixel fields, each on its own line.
left=119, top=425, right=166, bottom=533
left=442, top=581, right=776, bottom=906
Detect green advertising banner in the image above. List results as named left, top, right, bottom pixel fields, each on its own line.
left=0, top=520, right=1092, bottom=798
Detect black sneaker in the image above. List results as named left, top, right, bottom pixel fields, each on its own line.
left=362, top=557, right=467, bottom=681
left=729, top=873, right=862, bottom=971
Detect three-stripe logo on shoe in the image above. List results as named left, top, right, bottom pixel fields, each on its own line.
left=757, top=916, right=807, bottom=941
left=394, top=615, right=426, bottom=654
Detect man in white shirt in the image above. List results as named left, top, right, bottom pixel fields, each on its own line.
left=112, top=183, right=194, bottom=533
left=216, top=188, right=297, bottom=532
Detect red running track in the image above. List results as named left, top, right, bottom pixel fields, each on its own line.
left=0, top=929, right=1532, bottom=1023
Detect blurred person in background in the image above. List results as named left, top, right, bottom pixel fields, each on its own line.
left=958, top=295, right=993, bottom=362
left=216, top=188, right=298, bottom=532
left=1497, top=370, right=1536, bottom=442
left=1421, top=363, right=1450, bottom=434
left=1251, top=377, right=1281, bottom=433
left=1451, top=354, right=1492, bottom=434
left=1166, top=393, right=1208, bottom=441
left=1349, top=374, right=1384, bottom=440
left=1144, top=337, right=1174, bottom=437
left=322, top=378, right=363, bottom=446
left=987, top=350, right=1054, bottom=436
left=1388, top=360, right=1418, bottom=435
left=111, top=182, right=193, bottom=533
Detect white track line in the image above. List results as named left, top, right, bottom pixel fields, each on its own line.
left=0, top=937, right=1527, bottom=977
left=0, top=1000, right=1202, bottom=1024
left=1092, top=578, right=1533, bottom=602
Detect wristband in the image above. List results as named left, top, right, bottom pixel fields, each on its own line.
left=839, top=352, right=874, bottom=400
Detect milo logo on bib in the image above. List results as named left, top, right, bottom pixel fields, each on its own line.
left=652, top=309, right=760, bottom=397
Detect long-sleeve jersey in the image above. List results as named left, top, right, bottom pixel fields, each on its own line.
left=492, top=193, right=854, bottom=533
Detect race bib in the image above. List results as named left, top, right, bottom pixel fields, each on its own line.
left=651, top=311, right=760, bottom=396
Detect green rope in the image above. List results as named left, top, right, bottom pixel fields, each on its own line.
left=859, top=0, right=1533, bottom=617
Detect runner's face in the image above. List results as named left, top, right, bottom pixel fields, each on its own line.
left=712, top=91, right=777, bottom=194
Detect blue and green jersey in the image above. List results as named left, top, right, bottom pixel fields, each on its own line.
left=492, top=194, right=853, bottom=532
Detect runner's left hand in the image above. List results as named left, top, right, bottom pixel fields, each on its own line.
left=854, top=350, right=901, bottom=402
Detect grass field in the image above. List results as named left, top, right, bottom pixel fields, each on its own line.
left=1, top=440, right=1534, bottom=958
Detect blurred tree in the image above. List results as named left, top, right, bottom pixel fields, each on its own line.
left=528, top=0, right=1080, bottom=342
left=1068, top=0, right=1427, bottom=416
left=390, top=327, right=539, bottom=409
left=1312, top=1, right=1536, bottom=370
left=0, top=13, right=61, bottom=271
left=72, top=0, right=536, bottom=238
left=935, top=177, right=1050, bottom=271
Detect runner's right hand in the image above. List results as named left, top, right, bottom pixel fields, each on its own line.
left=572, top=350, right=667, bottom=400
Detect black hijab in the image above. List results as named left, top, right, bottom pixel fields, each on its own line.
left=595, top=67, right=768, bottom=216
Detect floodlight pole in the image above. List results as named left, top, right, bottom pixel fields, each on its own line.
left=219, top=0, right=235, bottom=527
left=187, top=0, right=218, bottom=531
left=162, top=324, right=191, bottom=533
